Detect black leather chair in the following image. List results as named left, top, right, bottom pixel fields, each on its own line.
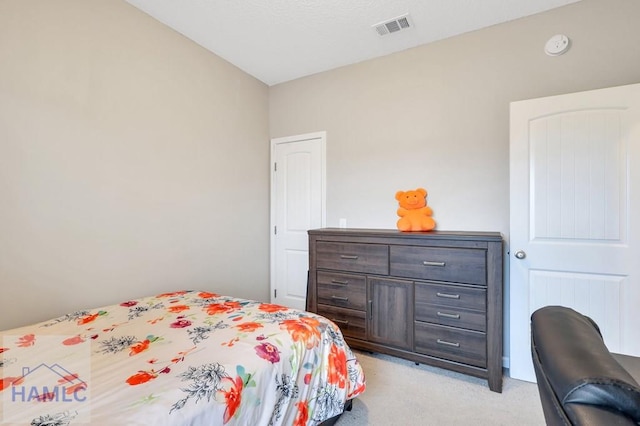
left=530, top=306, right=640, bottom=425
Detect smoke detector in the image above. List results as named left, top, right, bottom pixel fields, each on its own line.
left=544, top=34, right=571, bottom=56
left=372, top=14, right=412, bottom=36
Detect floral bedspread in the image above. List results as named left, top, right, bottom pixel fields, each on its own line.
left=0, top=290, right=365, bottom=425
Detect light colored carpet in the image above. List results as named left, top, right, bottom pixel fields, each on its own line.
left=336, top=350, right=545, bottom=426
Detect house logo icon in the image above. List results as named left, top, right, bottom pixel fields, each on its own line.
left=11, top=363, right=88, bottom=403
left=2, top=334, right=91, bottom=424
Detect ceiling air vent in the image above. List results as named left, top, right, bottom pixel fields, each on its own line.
left=373, top=14, right=412, bottom=36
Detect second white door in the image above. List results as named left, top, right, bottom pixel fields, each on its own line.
left=270, top=132, right=326, bottom=310
left=509, top=83, right=640, bottom=382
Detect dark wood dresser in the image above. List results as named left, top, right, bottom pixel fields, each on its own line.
left=307, top=228, right=504, bottom=392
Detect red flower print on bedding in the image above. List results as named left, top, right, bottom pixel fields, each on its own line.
left=130, top=340, right=150, bottom=355
left=170, top=319, right=192, bottom=328
left=294, top=401, right=309, bottom=426
left=129, top=335, right=161, bottom=356
left=77, top=311, right=106, bottom=325
left=257, top=303, right=288, bottom=313
left=62, top=335, right=86, bottom=346
left=198, top=291, right=218, bottom=299
left=102, top=322, right=127, bottom=333
left=120, top=300, right=138, bottom=307
left=205, top=301, right=241, bottom=315
left=169, top=364, right=254, bottom=419
left=16, top=334, right=35, bottom=347
left=57, top=374, right=87, bottom=395
left=0, top=376, right=24, bottom=391
left=236, top=322, right=263, bottom=333
left=350, top=381, right=366, bottom=399
left=167, top=305, right=190, bottom=313
left=157, top=291, right=188, bottom=298
left=327, top=343, right=348, bottom=388
left=126, top=367, right=170, bottom=386
left=170, top=346, right=198, bottom=364
left=218, top=376, right=244, bottom=424
left=280, top=317, right=321, bottom=349
left=222, top=337, right=240, bottom=348
left=126, top=371, right=156, bottom=386
left=34, top=391, right=58, bottom=402
left=254, top=342, right=280, bottom=363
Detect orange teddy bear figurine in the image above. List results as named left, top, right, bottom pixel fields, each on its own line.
left=395, top=188, right=436, bottom=231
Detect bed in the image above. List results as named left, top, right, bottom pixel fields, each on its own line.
left=0, top=290, right=365, bottom=425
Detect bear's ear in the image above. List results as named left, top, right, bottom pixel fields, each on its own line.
left=416, top=188, right=427, bottom=197
left=395, top=191, right=405, bottom=201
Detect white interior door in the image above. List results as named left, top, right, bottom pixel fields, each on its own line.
left=509, top=83, right=640, bottom=382
left=270, top=132, right=326, bottom=310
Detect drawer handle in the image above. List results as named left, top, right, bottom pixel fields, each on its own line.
left=340, top=255, right=359, bottom=260
left=436, top=292, right=460, bottom=299
left=331, top=319, right=349, bottom=326
left=437, top=339, right=460, bottom=348
left=423, top=261, right=446, bottom=267
left=437, top=311, right=461, bottom=319
left=331, top=295, right=349, bottom=302
left=331, top=279, right=349, bottom=285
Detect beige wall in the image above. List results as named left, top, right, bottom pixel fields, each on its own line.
left=269, top=0, right=640, bottom=361
left=0, top=0, right=270, bottom=330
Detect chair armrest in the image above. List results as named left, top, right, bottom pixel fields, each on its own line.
left=531, top=306, right=640, bottom=423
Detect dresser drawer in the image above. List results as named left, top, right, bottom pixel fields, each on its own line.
left=390, top=246, right=486, bottom=285
left=317, top=305, right=366, bottom=340
left=415, top=305, right=486, bottom=332
left=414, top=322, right=486, bottom=368
left=317, top=271, right=366, bottom=310
left=316, top=241, right=388, bottom=274
left=415, top=282, right=486, bottom=311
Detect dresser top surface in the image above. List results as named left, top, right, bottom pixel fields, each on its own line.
left=308, top=228, right=503, bottom=242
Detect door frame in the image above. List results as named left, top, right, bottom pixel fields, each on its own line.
left=270, top=131, right=327, bottom=305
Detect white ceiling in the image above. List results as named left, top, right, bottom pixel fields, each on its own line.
left=126, top=0, right=581, bottom=86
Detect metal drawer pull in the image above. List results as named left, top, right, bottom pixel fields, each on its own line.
left=331, top=295, right=349, bottom=302
left=340, top=255, right=359, bottom=260
left=436, top=292, right=460, bottom=299
left=436, top=339, right=460, bottom=348
left=331, top=279, right=349, bottom=285
left=437, top=311, right=461, bottom=319
left=423, top=261, right=446, bottom=267
left=331, top=319, right=349, bottom=326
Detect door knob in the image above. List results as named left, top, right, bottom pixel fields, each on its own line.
left=514, top=250, right=526, bottom=259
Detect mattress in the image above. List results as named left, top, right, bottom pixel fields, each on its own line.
left=0, top=290, right=365, bottom=425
